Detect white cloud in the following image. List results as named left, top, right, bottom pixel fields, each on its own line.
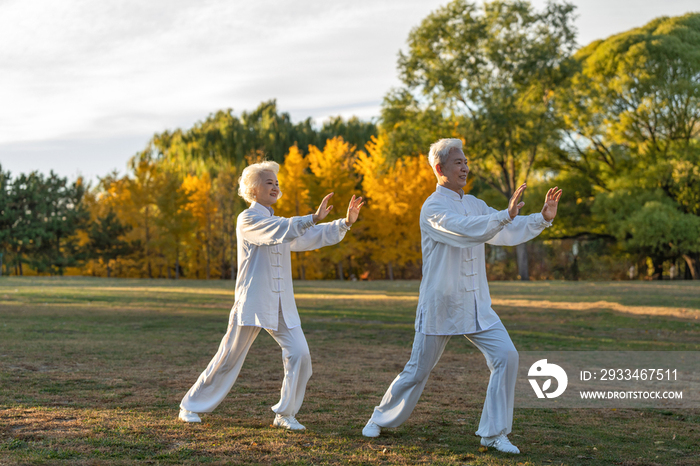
left=1, top=0, right=698, bottom=180
left=0, top=0, right=439, bottom=144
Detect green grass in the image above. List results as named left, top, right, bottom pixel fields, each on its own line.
left=1, top=277, right=699, bottom=465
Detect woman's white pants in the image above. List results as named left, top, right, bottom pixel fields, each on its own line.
left=180, top=308, right=312, bottom=417
left=369, top=321, right=518, bottom=438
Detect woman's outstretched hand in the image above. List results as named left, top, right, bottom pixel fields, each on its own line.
left=345, top=195, right=364, bottom=226
left=313, top=193, right=334, bottom=223
left=508, top=183, right=527, bottom=219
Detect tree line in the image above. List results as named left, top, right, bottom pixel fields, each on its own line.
left=0, top=103, right=379, bottom=279
left=2, top=1, right=699, bottom=281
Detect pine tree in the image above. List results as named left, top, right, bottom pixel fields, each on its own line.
left=86, top=210, right=133, bottom=277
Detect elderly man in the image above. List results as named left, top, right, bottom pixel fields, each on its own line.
left=179, top=160, right=363, bottom=430
left=362, top=138, right=561, bottom=454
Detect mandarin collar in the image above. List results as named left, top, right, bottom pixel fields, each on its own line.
left=251, top=201, right=274, bottom=217
left=436, top=184, right=464, bottom=200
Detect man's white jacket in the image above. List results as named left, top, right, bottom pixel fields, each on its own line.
left=416, top=185, right=552, bottom=335
left=232, top=202, right=350, bottom=330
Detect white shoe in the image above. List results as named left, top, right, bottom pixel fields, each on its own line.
left=480, top=434, right=520, bottom=454
left=362, top=419, right=381, bottom=438
left=179, top=408, right=201, bottom=423
left=273, top=414, right=305, bottom=431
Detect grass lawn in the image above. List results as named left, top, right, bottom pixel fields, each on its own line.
left=1, top=277, right=699, bottom=465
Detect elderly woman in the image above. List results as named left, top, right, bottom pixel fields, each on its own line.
left=179, top=161, right=363, bottom=430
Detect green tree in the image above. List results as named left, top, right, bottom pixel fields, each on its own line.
left=152, top=102, right=316, bottom=165
left=558, top=13, right=700, bottom=277
left=626, top=202, right=700, bottom=279
left=0, top=166, right=13, bottom=275
left=32, top=173, right=88, bottom=275
left=6, top=173, right=45, bottom=275
left=318, top=116, right=378, bottom=155
left=5, top=171, right=87, bottom=275
left=86, top=210, right=133, bottom=277
left=236, top=100, right=317, bottom=162
left=388, top=0, right=577, bottom=279
left=593, top=191, right=700, bottom=279
left=149, top=102, right=377, bottom=166
left=380, top=89, right=462, bottom=161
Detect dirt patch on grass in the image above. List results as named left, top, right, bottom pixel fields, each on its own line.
left=493, top=299, right=700, bottom=320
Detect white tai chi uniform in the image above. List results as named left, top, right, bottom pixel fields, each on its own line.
left=181, top=202, right=350, bottom=416
left=369, top=185, right=551, bottom=438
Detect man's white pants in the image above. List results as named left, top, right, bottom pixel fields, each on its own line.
left=180, top=308, right=312, bottom=416
left=369, top=321, right=518, bottom=438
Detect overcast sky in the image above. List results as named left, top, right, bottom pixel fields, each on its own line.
left=1, top=0, right=697, bottom=183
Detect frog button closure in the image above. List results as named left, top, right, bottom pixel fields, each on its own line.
left=270, top=245, right=285, bottom=293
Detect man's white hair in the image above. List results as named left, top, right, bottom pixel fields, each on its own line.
left=238, top=161, right=282, bottom=204
left=428, top=138, right=463, bottom=174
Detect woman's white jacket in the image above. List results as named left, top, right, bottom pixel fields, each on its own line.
left=231, top=201, right=350, bottom=330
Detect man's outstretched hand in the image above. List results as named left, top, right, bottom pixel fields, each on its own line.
left=508, top=183, right=527, bottom=219
left=313, top=193, right=334, bottom=223
left=542, top=186, right=563, bottom=222
left=345, top=195, right=364, bottom=226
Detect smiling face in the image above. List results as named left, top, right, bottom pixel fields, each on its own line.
left=436, top=147, right=469, bottom=193
left=254, top=171, right=280, bottom=207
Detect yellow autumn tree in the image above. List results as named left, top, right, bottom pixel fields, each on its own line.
left=153, top=169, right=194, bottom=279
left=276, top=145, right=315, bottom=279
left=81, top=172, right=135, bottom=277
left=307, top=137, right=359, bottom=279
left=123, top=153, right=160, bottom=278
left=212, top=161, right=246, bottom=281
left=182, top=172, right=217, bottom=279
left=356, top=134, right=447, bottom=279
left=276, top=145, right=310, bottom=218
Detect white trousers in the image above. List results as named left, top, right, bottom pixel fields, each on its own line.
left=369, top=321, right=518, bottom=438
left=180, top=308, right=312, bottom=417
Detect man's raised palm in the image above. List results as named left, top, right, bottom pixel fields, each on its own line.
left=542, top=187, right=562, bottom=222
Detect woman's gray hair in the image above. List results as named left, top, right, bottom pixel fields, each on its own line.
left=237, top=161, right=282, bottom=204
left=428, top=138, right=463, bottom=173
